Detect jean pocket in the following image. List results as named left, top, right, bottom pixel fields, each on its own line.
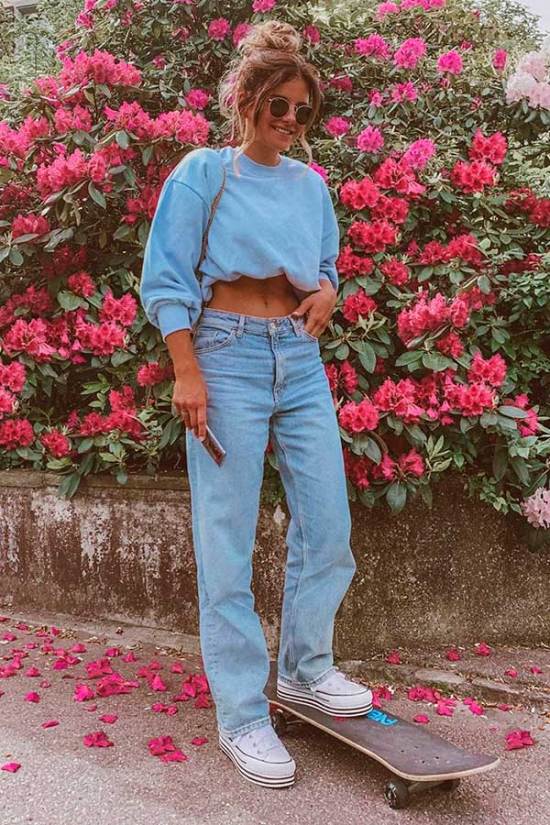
left=296, top=319, right=318, bottom=343
left=193, top=324, right=237, bottom=354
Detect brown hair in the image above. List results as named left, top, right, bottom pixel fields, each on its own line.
left=218, top=20, right=323, bottom=177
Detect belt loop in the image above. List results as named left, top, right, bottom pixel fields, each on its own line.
left=236, top=314, right=245, bottom=337
left=289, top=314, right=300, bottom=335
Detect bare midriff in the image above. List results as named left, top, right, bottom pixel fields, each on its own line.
left=204, top=273, right=303, bottom=317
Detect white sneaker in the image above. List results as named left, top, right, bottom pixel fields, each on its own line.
left=277, top=666, right=373, bottom=716
left=218, top=723, right=296, bottom=788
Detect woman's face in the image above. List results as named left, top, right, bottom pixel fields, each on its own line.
left=243, top=76, right=311, bottom=153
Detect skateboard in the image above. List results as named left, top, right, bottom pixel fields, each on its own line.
left=265, top=662, right=500, bottom=808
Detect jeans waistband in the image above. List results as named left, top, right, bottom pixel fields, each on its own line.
left=197, top=307, right=303, bottom=336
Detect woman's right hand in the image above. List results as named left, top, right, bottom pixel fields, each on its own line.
left=172, top=365, right=208, bottom=441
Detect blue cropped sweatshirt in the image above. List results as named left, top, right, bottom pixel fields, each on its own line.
left=139, top=145, right=340, bottom=341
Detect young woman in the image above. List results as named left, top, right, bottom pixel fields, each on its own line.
left=140, top=20, right=372, bottom=789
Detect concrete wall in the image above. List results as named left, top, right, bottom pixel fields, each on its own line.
left=0, top=469, right=548, bottom=656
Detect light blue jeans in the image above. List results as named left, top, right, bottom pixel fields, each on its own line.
left=185, top=308, right=357, bottom=739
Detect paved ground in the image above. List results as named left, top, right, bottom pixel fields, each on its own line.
left=0, top=609, right=549, bottom=825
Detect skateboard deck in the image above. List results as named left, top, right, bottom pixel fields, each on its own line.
left=266, top=662, right=500, bottom=807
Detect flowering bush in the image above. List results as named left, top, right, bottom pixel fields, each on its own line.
left=0, top=0, right=548, bottom=521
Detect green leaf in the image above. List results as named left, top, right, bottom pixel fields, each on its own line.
left=364, top=437, right=381, bottom=463
left=478, top=275, right=491, bottom=294
left=77, top=437, right=94, bottom=453
left=335, top=343, right=350, bottom=360
left=395, top=351, right=422, bottom=367
left=57, top=472, right=82, bottom=499
left=498, top=405, right=528, bottom=419
left=510, top=456, right=530, bottom=485
left=492, top=447, right=508, bottom=482
left=358, top=342, right=376, bottom=373
left=422, top=352, right=454, bottom=372
left=115, top=130, right=130, bottom=149
left=57, top=290, right=84, bottom=311
left=8, top=246, right=24, bottom=266
left=88, top=181, right=107, bottom=209
left=387, top=482, right=407, bottom=513
left=116, top=469, right=129, bottom=485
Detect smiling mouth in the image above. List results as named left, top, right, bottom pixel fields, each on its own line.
left=272, top=126, right=294, bottom=136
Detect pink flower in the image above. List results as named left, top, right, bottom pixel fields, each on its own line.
left=324, top=116, right=351, bottom=137
left=83, top=730, right=114, bottom=748
left=521, top=488, right=550, bottom=529
left=252, top=0, right=276, bottom=11
left=356, top=126, right=384, bottom=153
left=445, top=648, right=461, bottom=661
left=475, top=642, right=491, bottom=656
left=493, top=49, right=508, bottom=71
left=207, top=18, right=231, bottom=41
left=402, top=139, right=436, bottom=170
left=436, top=700, right=454, bottom=716
left=437, top=50, right=464, bottom=75
left=338, top=398, right=379, bottom=433
left=393, top=38, right=427, bottom=70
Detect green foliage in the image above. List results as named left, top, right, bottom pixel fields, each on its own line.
left=0, top=0, right=548, bottom=513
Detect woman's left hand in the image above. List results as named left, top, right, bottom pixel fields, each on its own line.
left=291, top=280, right=338, bottom=339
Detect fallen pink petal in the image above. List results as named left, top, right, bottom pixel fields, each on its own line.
left=25, top=666, right=41, bottom=677
left=436, top=700, right=454, bottom=717
left=151, top=674, right=168, bottom=692
left=99, top=714, right=118, bottom=724
left=530, top=666, right=542, bottom=674
left=445, top=648, right=461, bottom=661
left=1, top=762, right=21, bottom=772
left=413, top=714, right=430, bottom=724
left=474, top=642, right=492, bottom=656
left=24, top=691, right=40, bottom=703
left=385, top=650, right=401, bottom=664
left=170, top=662, right=185, bottom=674
left=191, top=736, right=208, bottom=746
left=505, top=729, right=536, bottom=750
left=160, top=750, right=188, bottom=763
left=497, top=703, right=512, bottom=711
left=41, top=720, right=60, bottom=728
left=504, top=668, right=518, bottom=677
left=74, top=684, right=95, bottom=702
left=83, top=730, right=114, bottom=748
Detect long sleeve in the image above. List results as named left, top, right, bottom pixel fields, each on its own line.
left=318, top=179, right=340, bottom=292
left=139, top=176, right=209, bottom=341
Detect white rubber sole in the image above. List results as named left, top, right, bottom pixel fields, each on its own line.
left=218, top=735, right=296, bottom=789
left=276, top=682, right=373, bottom=717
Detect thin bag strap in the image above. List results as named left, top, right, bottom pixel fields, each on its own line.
left=195, top=164, right=226, bottom=277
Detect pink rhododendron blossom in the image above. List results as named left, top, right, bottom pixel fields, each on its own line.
left=391, top=81, right=418, bottom=103
left=450, top=160, right=496, bottom=193
left=402, top=139, right=436, bottom=170
left=469, top=130, right=507, bottom=165
left=342, top=290, right=378, bottom=322
left=468, top=352, right=507, bottom=387
left=437, top=50, right=464, bottom=74
left=377, top=2, right=400, bottom=19
left=354, top=35, right=391, bottom=61
left=521, top=488, right=550, bottom=528
left=493, top=49, right=508, bottom=71
left=393, top=38, right=427, bottom=70
left=380, top=258, right=410, bottom=286
left=338, top=398, right=380, bottom=433
left=324, top=116, right=351, bottom=137
left=356, top=126, right=384, bottom=153
left=348, top=219, right=397, bottom=253
left=83, top=731, right=114, bottom=748
left=252, top=0, right=277, bottom=11
left=208, top=18, right=231, bottom=41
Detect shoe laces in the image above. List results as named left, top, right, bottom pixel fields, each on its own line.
left=238, top=724, right=281, bottom=758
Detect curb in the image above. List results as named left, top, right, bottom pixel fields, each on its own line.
left=339, top=659, right=550, bottom=712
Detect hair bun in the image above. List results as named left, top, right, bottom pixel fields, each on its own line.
left=238, top=21, right=302, bottom=58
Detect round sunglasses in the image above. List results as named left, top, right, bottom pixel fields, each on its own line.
left=266, top=96, right=313, bottom=126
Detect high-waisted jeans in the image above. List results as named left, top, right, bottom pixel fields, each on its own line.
left=185, top=307, right=357, bottom=739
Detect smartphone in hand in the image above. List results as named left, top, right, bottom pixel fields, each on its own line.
left=201, top=424, right=226, bottom=466
left=172, top=404, right=226, bottom=466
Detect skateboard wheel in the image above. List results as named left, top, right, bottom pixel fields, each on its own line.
left=441, top=779, right=461, bottom=792
left=384, top=779, right=409, bottom=809
left=270, top=709, right=288, bottom=736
